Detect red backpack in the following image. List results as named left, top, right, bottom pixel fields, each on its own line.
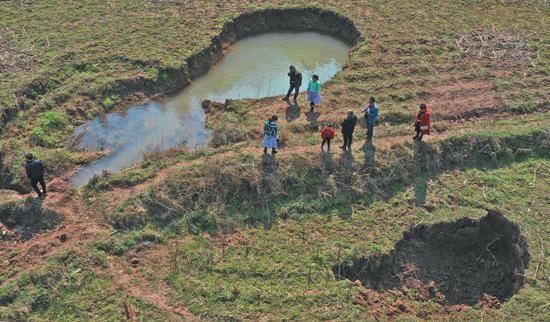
left=321, top=126, right=335, bottom=139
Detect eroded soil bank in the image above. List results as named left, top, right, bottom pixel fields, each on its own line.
left=334, top=210, right=530, bottom=305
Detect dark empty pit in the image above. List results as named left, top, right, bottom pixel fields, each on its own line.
left=334, top=210, right=530, bottom=306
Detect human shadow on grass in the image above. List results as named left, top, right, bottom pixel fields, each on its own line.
left=285, top=101, right=301, bottom=122
left=320, top=150, right=335, bottom=173
left=305, top=110, right=321, bottom=123
left=251, top=131, right=545, bottom=232
left=0, top=197, right=62, bottom=241
left=361, top=141, right=376, bottom=169
left=259, top=154, right=278, bottom=229
left=334, top=150, right=355, bottom=193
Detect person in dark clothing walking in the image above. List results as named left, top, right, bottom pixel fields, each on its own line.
left=282, top=65, right=302, bottom=102
left=340, top=110, right=358, bottom=151
left=25, top=153, right=46, bottom=197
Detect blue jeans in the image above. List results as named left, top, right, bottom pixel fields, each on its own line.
left=367, top=123, right=374, bottom=141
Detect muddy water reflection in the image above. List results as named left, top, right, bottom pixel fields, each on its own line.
left=69, top=32, right=350, bottom=188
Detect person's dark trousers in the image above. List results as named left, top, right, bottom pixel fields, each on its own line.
left=414, top=122, right=423, bottom=140
left=321, top=138, right=331, bottom=150
left=31, top=176, right=46, bottom=196
left=366, top=123, right=374, bottom=142
left=285, top=85, right=300, bottom=100
left=342, top=132, right=353, bottom=150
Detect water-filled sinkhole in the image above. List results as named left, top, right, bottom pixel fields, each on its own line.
left=69, top=32, right=350, bottom=187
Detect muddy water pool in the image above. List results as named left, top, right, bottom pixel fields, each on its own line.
left=69, top=32, right=350, bottom=188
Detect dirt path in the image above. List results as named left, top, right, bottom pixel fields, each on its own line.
left=1, top=185, right=198, bottom=320
left=0, top=188, right=108, bottom=281
left=107, top=247, right=198, bottom=321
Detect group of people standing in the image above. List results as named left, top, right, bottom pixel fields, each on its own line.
left=282, top=65, right=322, bottom=113
left=263, top=65, right=432, bottom=155
left=23, top=65, right=431, bottom=197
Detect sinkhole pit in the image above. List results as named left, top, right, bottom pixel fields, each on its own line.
left=334, top=210, right=530, bottom=306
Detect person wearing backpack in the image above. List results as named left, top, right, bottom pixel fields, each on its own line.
left=24, top=153, right=47, bottom=198
left=321, top=124, right=335, bottom=152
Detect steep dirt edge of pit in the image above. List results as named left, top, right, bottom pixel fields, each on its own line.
left=111, top=7, right=361, bottom=101
left=333, top=210, right=530, bottom=306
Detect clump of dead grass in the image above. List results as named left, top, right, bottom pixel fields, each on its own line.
left=455, top=30, right=534, bottom=66
left=0, top=33, right=32, bottom=72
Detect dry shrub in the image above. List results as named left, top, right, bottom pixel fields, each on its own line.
left=145, top=160, right=265, bottom=217
left=141, top=153, right=325, bottom=224
left=277, top=126, right=291, bottom=148
left=210, top=122, right=254, bottom=148
left=455, top=30, right=534, bottom=66
left=0, top=34, right=32, bottom=72
left=142, top=145, right=188, bottom=162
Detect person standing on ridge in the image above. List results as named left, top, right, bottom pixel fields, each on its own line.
left=321, top=124, right=335, bottom=152
left=282, top=65, right=302, bottom=102
left=24, top=153, right=47, bottom=198
left=362, top=96, right=379, bottom=143
left=340, top=110, right=358, bottom=152
left=413, top=103, right=431, bottom=141
left=263, top=115, right=279, bottom=155
left=306, top=74, right=322, bottom=112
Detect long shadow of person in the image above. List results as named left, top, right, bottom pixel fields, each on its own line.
left=335, top=151, right=355, bottom=194
left=259, top=154, right=279, bottom=229
left=304, top=110, right=321, bottom=123
left=361, top=141, right=376, bottom=170
left=320, top=150, right=335, bottom=173
left=411, top=139, right=438, bottom=207
left=5, top=197, right=61, bottom=241
left=285, top=101, right=301, bottom=122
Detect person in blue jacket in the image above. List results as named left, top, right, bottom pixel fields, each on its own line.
left=362, top=97, right=379, bottom=143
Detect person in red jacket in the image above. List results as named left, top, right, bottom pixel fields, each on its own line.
left=413, top=103, right=431, bottom=141
left=321, top=124, right=335, bottom=152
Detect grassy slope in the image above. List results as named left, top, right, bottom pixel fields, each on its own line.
left=2, top=151, right=548, bottom=320
left=160, top=157, right=549, bottom=320
left=0, top=0, right=548, bottom=185
left=0, top=0, right=549, bottom=320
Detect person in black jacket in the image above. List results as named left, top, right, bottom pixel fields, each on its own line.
left=25, top=153, right=46, bottom=197
left=282, top=65, right=302, bottom=102
left=340, top=110, right=358, bottom=151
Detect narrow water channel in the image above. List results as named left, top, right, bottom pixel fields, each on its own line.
left=69, top=32, right=350, bottom=188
